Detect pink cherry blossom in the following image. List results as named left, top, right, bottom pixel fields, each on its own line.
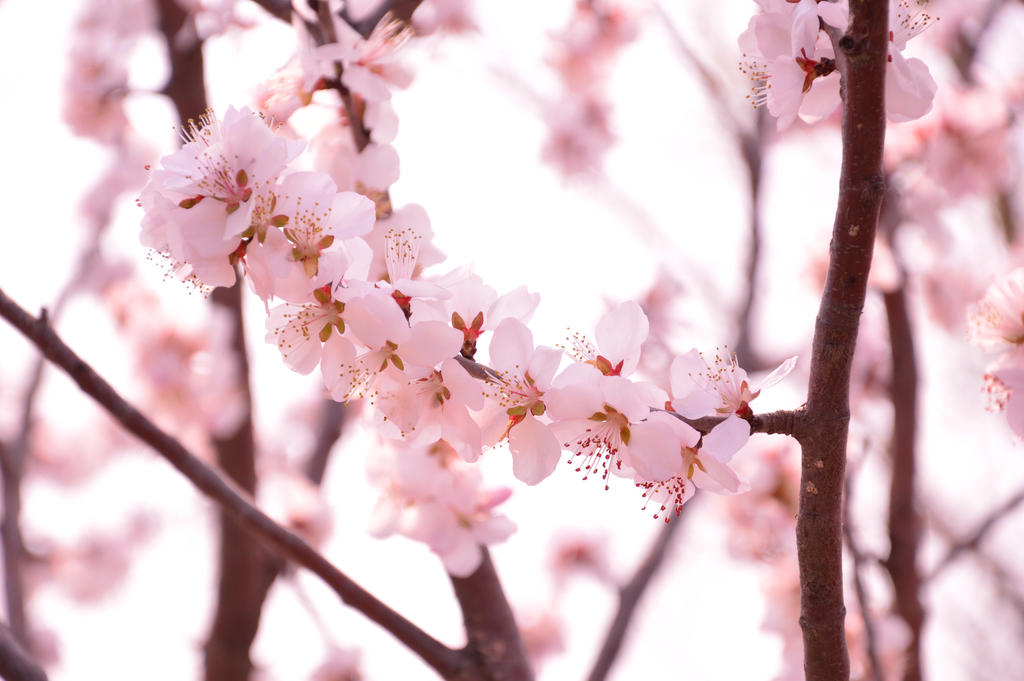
left=547, top=374, right=670, bottom=489
left=968, top=267, right=1024, bottom=358
left=157, top=106, right=305, bottom=238
left=670, top=348, right=796, bottom=418
left=564, top=300, right=648, bottom=377
left=482, top=318, right=564, bottom=485
left=266, top=284, right=351, bottom=375
left=368, top=440, right=514, bottom=577
left=373, top=357, right=484, bottom=462
left=242, top=171, right=375, bottom=303
left=321, top=291, right=463, bottom=401
left=411, top=272, right=539, bottom=359
left=635, top=413, right=750, bottom=520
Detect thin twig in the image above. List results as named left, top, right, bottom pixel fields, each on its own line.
left=2, top=244, right=103, bottom=646
left=930, top=486, right=1024, bottom=579
left=0, top=287, right=465, bottom=680
left=844, top=472, right=884, bottom=681
left=585, top=505, right=685, bottom=681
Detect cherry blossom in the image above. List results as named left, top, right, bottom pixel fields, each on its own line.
left=636, top=412, right=749, bottom=520
left=322, top=290, right=463, bottom=402
left=368, top=440, right=514, bottom=576
left=266, top=284, right=351, bottom=375
left=885, top=0, right=939, bottom=122
left=968, top=267, right=1024, bottom=358
left=410, top=272, right=539, bottom=359
left=373, top=357, right=484, bottom=462
left=739, top=0, right=937, bottom=126
left=563, top=300, right=648, bottom=378
left=138, top=107, right=306, bottom=287
left=669, top=348, right=797, bottom=419
left=482, top=318, right=563, bottom=485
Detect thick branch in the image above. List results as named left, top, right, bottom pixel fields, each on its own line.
left=794, top=3, right=890, bottom=680
left=204, top=283, right=272, bottom=681
left=585, top=509, right=684, bottom=681
left=448, top=550, right=534, bottom=681
left=0, top=622, right=47, bottom=681
left=0, top=288, right=464, bottom=679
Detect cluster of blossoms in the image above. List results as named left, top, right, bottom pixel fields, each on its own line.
left=542, top=0, right=635, bottom=176
left=739, top=0, right=938, bottom=128
left=138, top=105, right=795, bottom=573
left=969, top=268, right=1024, bottom=437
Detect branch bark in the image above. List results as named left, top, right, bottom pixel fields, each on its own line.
left=448, top=550, right=534, bottom=681
left=793, top=3, right=890, bottom=679
left=0, top=287, right=465, bottom=680
left=879, top=201, right=923, bottom=681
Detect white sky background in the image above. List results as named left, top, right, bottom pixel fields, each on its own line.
left=2, top=0, right=1024, bottom=680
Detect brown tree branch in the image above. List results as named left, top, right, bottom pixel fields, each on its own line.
left=0, top=622, right=47, bottom=681
left=0, top=287, right=465, bottom=680
left=448, top=550, right=534, bottom=681
left=792, top=4, right=890, bottom=679
left=879, top=193, right=924, bottom=681
left=585, top=506, right=685, bottom=681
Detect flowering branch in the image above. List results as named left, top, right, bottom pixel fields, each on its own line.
left=0, top=287, right=465, bottom=680
left=792, top=2, right=890, bottom=679
left=585, top=507, right=685, bottom=681
left=0, top=622, right=47, bottom=681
